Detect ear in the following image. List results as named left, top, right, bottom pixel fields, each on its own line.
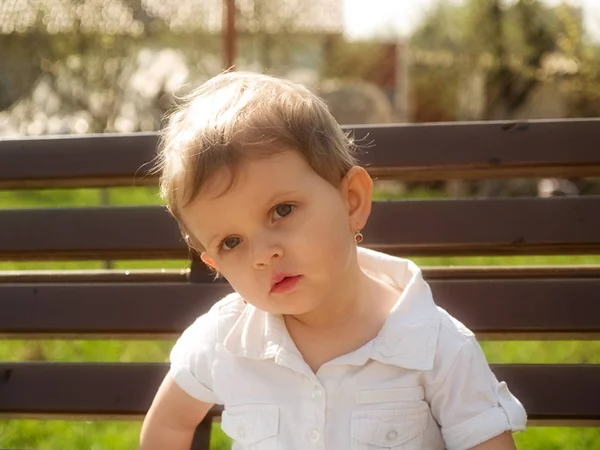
left=200, top=252, right=217, bottom=270
left=340, top=166, right=373, bottom=233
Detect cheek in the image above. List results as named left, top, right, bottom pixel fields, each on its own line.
left=220, top=263, right=258, bottom=299
left=293, top=199, right=352, bottom=263
left=212, top=252, right=242, bottom=280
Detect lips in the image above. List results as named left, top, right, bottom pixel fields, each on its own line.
left=270, top=273, right=302, bottom=294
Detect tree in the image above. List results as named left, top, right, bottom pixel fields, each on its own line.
left=410, top=0, right=600, bottom=121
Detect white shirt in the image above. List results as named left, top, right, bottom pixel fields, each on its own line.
left=169, top=247, right=527, bottom=450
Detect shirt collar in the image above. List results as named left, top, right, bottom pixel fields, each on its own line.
left=223, top=247, right=441, bottom=371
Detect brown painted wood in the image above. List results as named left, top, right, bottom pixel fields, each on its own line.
left=0, top=206, right=185, bottom=260
left=361, top=119, right=600, bottom=181
left=0, top=269, right=191, bottom=283
left=2, top=265, right=600, bottom=284
left=422, top=265, right=600, bottom=280
left=1, top=119, right=600, bottom=189
left=366, top=197, right=600, bottom=256
left=1, top=197, right=599, bottom=260
left=0, top=133, right=159, bottom=189
left=2, top=279, right=599, bottom=339
left=429, top=279, right=600, bottom=339
left=490, top=365, right=600, bottom=424
left=0, top=283, right=231, bottom=338
left=0, top=363, right=598, bottom=424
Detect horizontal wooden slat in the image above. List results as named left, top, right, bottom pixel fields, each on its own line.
left=429, top=279, right=600, bottom=340
left=0, top=269, right=193, bottom=283
left=423, top=265, right=600, bottom=280
left=361, top=119, right=600, bottom=181
left=490, top=365, right=600, bottom=425
left=367, top=196, right=600, bottom=256
left=0, top=283, right=230, bottom=338
left=1, top=279, right=599, bottom=339
left=2, top=265, right=600, bottom=283
left=0, top=363, right=598, bottom=425
left=1, top=119, right=600, bottom=189
left=0, top=133, right=159, bottom=189
left=0, top=206, right=182, bottom=260
left=1, top=197, right=600, bottom=260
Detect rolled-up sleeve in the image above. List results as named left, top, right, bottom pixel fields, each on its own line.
left=168, top=304, right=221, bottom=405
left=426, top=336, right=527, bottom=450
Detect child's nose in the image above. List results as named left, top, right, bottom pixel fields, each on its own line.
left=251, top=235, right=283, bottom=269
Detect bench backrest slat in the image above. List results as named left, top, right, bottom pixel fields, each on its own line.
left=1, top=363, right=597, bottom=425
left=1, top=119, right=600, bottom=189
left=1, top=279, right=599, bottom=339
left=3, top=265, right=600, bottom=282
left=1, top=197, right=600, bottom=260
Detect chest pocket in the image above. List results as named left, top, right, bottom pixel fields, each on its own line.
left=351, top=388, right=429, bottom=450
left=221, top=404, right=279, bottom=450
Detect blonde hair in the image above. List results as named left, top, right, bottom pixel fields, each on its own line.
left=154, top=71, right=358, bottom=251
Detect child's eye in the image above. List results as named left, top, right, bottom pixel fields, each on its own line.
left=272, top=204, right=295, bottom=221
left=220, top=236, right=242, bottom=251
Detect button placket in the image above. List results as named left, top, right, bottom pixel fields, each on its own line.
left=312, top=386, right=324, bottom=399
left=305, top=379, right=326, bottom=447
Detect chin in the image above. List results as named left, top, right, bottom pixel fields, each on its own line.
left=257, top=297, right=312, bottom=316
left=279, top=300, right=321, bottom=317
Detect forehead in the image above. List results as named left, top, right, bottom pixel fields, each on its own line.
left=198, top=150, right=314, bottom=201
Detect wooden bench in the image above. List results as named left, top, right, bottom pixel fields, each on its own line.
left=1, top=118, right=600, bottom=449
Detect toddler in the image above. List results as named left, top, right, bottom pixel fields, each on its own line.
left=140, top=72, right=527, bottom=450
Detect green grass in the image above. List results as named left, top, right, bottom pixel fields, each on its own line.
left=0, top=187, right=162, bottom=209
left=0, top=421, right=233, bottom=450
left=1, top=187, right=600, bottom=449
left=1, top=420, right=598, bottom=450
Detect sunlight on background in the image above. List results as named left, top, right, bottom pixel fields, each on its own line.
left=343, top=0, right=600, bottom=40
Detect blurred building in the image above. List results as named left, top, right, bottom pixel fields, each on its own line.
left=0, top=0, right=343, bottom=135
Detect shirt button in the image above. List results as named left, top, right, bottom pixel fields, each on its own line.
left=308, top=429, right=321, bottom=443
left=312, top=387, right=323, bottom=398
left=238, top=425, right=246, bottom=437
left=386, top=430, right=398, bottom=441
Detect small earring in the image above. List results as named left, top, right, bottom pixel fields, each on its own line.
left=354, top=230, right=364, bottom=244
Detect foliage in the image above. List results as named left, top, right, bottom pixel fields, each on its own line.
left=409, top=0, right=600, bottom=121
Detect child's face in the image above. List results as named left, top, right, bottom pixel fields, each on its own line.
left=180, top=149, right=372, bottom=316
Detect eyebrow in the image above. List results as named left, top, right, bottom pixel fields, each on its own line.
left=263, top=188, right=302, bottom=208
left=205, top=188, right=303, bottom=249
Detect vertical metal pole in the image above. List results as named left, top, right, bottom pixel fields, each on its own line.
left=190, top=416, right=213, bottom=450
left=224, top=0, right=236, bottom=70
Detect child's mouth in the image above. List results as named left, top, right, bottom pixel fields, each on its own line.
left=270, top=275, right=302, bottom=294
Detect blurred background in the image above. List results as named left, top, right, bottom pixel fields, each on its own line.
left=2, top=0, right=600, bottom=135
left=1, top=0, right=600, bottom=448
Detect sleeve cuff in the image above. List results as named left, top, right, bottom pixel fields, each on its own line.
left=169, top=366, right=220, bottom=404
left=442, top=406, right=510, bottom=450
left=442, top=382, right=527, bottom=450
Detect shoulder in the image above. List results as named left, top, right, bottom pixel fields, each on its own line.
left=436, top=306, right=475, bottom=345
left=427, top=306, right=479, bottom=380
left=174, top=292, right=247, bottom=349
